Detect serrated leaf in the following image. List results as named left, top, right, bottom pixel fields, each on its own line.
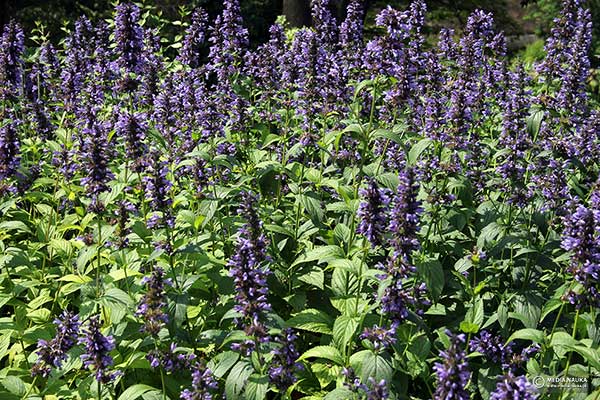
left=506, top=329, right=546, bottom=345
left=331, top=267, right=359, bottom=297
left=245, top=374, right=268, bottom=400
left=299, top=346, right=344, bottom=366
left=208, top=351, right=239, bottom=378
left=416, top=259, right=444, bottom=301
left=349, top=350, right=393, bottom=383
left=323, top=387, right=355, bottom=400
left=292, top=246, right=344, bottom=267
left=287, top=309, right=333, bottom=335
left=408, top=137, right=431, bottom=165
left=117, top=384, right=159, bottom=400
left=333, top=315, right=360, bottom=348
left=298, top=266, right=324, bottom=290
left=1, top=376, right=25, bottom=396
left=225, top=361, right=254, bottom=400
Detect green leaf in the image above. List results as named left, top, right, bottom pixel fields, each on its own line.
left=463, top=297, right=484, bottom=330
left=540, top=299, right=563, bottom=322
left=297, top=266, right=325, bottom=290
left=117, top=384, right=159, bottom=400
left=1, top=376, right=26, bottom=396
left=311, top=362, right=343, bottom=389
left=416, top=259, right=444, bottom=301
left=225, top=360, right=254, bottom=400
left=323, top=387, right=355, bottom=400
left=108, top=269, right=142, bottom=282
left=292, top=246, right=344, bottom=267
left=506, top=329, right=546, bottom=345
left=349, top=350, right=393, bottom=383
left=299, top=346, right=344, bottom=366
left=371, top=129, right=404, bottom=145
left=460, top=321, right=479, bottom=334
left=57, top=274, right=92, bottom=284
left=408, top=137, right=431, bottom=165
left=287, top=309, right=333, bottom=335
left=331, top=267, right=359, bottom=297
left=0, top=333, right=11, bottom=361
left=0, top=221, right=31, bottom=234
left=527, top=109, right=544, bottom=139
left=208, top=351, right=239, bottom=378
left=332, top=315, right=360, bottom=348
left=549, top=331, right=578, bottom=349
left=299, top=193, right=325, bottom=225
left=245, top=374, right=269, bottom=400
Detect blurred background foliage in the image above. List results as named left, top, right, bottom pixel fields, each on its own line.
left=1, top=0, right=600, bottom=64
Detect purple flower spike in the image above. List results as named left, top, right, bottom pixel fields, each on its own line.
left=0, top=120, right=20, bottom=181
left=79, top=316, right=121, bottom=383
left=269, top=328, right=303, bottom=392
left=114, top=2, right=145, bottom=75
left=228, top=192, right=271, bottom=351
left=357, top=178, right=390, bottom=248
left=136, top=267, right=170, bottom=335
left=32, top=311, right=81, bottom=377
left=491, top=372, right=539, bottom=400
left=180, top=361, right=218, bottom=400
left=433, top=331, right=471, bottom=400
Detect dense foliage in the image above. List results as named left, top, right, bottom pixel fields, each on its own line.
left=0, top=0, right=599, bottom=399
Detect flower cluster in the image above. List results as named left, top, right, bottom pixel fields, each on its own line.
left=180, top=361, right=218, bottom=400
left=79, top=316, right=120, bottom=383
left=147, top=343, right=195, bottom=373
left=268, top=328, right=303, bottom=392
left=32, top=311, right=81, bottom=377
left=561, top=195, right=600, bottom=308
left=433, top=331, right=471, bottom=400
left=228, top=192, right=271, bottom=353
left=136, top=267, right=171, bottom=335
left=357, top=178, right=390, bottom=248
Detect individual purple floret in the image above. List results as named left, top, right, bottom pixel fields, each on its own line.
left=178, top=8, right=209, bottom=69
left=147, top=343, right=195, bottom=373
left=228, top=192, right=271, bottom=352
left=0, top=120, right=20, bottom=181
left=136, top=267, right=171, bottom=336
left=268, top=328, right=303, bottom=392
left=357, top=178, right=390, bottom=248
left=79, top=315, right=121, bottom=383
left=180, top=361, right=218, bottom=400
left=490, top=372, right=539, bottom=400
left=433, top=331, right=471, bottom=400
left=31, top=311, right=81, bottom=377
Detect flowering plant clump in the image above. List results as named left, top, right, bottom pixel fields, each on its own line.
left=0, top=0, right=598, bottom=398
